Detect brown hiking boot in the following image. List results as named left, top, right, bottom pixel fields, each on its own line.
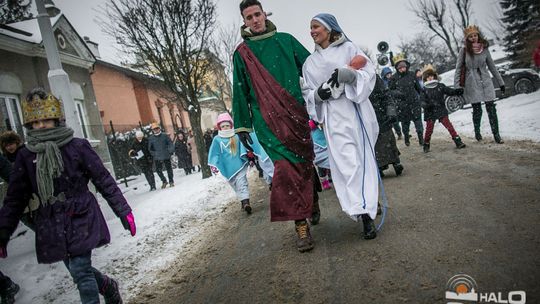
left=295, top=221, right=314, bottom=252
left=241, top=199, right=252, bottom=214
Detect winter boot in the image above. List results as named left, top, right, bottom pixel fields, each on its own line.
left=472, top=104, right=483, bottom=141
left=486, top=102, right=503, bottom=144
left=294, top=220, right=314, bottom=252
left=161, top=182, right=168, bottom=189
left=423, top=143, right=430, bottom=153
left=393, top=163, right=404, bottom=176
left=360, top=214, right=377, bottom=240
left=311, top=199, right=321, bottom=225
left=241, top=199, right=252, bottom=214
left=101, top=276, right=123, bottom=304
left=417, top=132, right=424, bottom=146
left=321, top=179, right=331, bottom=190
left=0, top=280, right=19, bottom=304
left=404, top=133, right=411, bottom=146
left=453, top=136, right=466, bottom=149
left=169, top=182, right=175, bottom=187
left=377, top=202, right=382, bottom=215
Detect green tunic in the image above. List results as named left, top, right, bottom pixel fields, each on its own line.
left=232, top=31, right=311, bottom=163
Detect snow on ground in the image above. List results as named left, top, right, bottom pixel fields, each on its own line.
left=0, top=167, right=247, bottom=303
left=0, top=91, right=539, bottom=303
left=434, top=90, right=540, bottom=142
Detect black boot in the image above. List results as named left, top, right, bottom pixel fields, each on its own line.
left=423, top=143, right=430, bottom=153
left=417, top=132, right=424, bottom=146
left=472, top=103, right=483, bottom=141
left=393, top=163, right=404, bottom=176
left=486, top=102, right=503, bottom=143
left=404, top=133, right=410, bottom=146
left=361, top=214, right=377, bottom=240
left=0, top=279, right=19, bottom=304
left=453, top=136, right=466, bottom=149
left=101, top=276, right=123, bottom=304
left=241, top=199, right=252, bottom=214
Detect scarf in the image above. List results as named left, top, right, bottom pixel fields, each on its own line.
left=26, top=126, right=74, bottom=205
left=218, top=129, right=235, bottom=138
left=472, top=42, right=484, bottom=54
left=241, top=20, right=277, bottom=40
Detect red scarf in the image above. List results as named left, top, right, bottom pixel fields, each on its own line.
left=472, top=43, right=484, bottom=54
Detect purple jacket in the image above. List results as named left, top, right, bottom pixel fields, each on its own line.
left=0, top=138, right=132, bottom=264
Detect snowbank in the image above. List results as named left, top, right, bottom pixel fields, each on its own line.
left=0, top=169, right=241, bottom=303
left=435, top=90, right=540, bottom=142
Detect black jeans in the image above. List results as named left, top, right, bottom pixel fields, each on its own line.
left=155, top=159, right=174, bottom=184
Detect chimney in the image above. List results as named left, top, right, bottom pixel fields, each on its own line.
left=84, top=36, right=101, bottom=59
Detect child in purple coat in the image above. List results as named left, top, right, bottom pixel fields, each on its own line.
left=0, top=88, right=136, bottom=304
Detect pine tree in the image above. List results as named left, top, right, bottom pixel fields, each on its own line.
left=500, top=0, right=540, bottom=67
left=0, top=0, right=33, bottom=25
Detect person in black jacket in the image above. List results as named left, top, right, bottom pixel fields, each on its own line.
left=0, top=154, right=18, bottom=304
left=420, top=65, right=466, bottom=153
left=0, top=131, right=23, bottom=164
left=174, top=131, right=192, bottom=175
left=129, top=131, right=156, bottom=191
left=370, top=75, right=404, bottom=177
left=389, top=53, right=424, bottom=146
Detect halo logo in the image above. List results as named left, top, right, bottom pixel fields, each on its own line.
left=445, top=274, right=526, bottom=304
left=446, top=274, right=478, bottom=302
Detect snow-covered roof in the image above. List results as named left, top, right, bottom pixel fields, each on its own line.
left=0, top=14, right=63, bottom=44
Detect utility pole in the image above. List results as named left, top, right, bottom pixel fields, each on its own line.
left=35, top=0, right=83, bottom=137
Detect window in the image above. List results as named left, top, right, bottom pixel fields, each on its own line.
left=75, top=99, right=90, bottom=139
left=0, top=94, right=24, bottom=137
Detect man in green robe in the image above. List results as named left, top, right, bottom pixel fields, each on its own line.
left=233, top=0, right=318, bottom=252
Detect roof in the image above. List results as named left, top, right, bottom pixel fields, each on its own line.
left=0, top=14, right=63, bottom=44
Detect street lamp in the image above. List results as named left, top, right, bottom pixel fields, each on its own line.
left=35, top=0, right=84, bottom=137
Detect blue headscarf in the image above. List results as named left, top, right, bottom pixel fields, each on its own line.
left=312, top=13, right=349, bottom=41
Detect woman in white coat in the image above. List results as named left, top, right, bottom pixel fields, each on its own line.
left=302, top=13, right=379, bottom=239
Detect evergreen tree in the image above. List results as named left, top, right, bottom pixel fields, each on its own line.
left=500, top=0, right=540, bottom=67
left=0, top=0, right=33, bottom=25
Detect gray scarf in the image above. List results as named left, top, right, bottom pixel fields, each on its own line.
left=26, top=126, right=74, bottom=205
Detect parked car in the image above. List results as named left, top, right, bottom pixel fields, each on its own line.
left=439, top=67, right=540, bottom=113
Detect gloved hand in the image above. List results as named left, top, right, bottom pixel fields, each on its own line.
left=327, top=68, right=357, bottom=88
left=120, top=212, right=136, bottom=236
left=500, top=85, right=505, bottom=95
left=455, top=88, right=464, bottom=95
left=0, top=229, right=10, bottom=258
left=308, top=119, right=317, bottom=130
left=315, top=83, right=332, bottom=103
left=237, top=131, right=253, bottom=151
left=246, top=151, right=256, bottom=167
left=210, top=166, right=219, bottom=174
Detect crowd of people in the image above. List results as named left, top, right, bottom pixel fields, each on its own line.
left=0, top=0, right=506, bottom=303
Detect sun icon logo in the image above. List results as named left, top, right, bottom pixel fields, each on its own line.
left=445, top=274, right=478, bottom=302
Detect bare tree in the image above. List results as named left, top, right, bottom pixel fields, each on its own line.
left=0, top=0, right=32, bottom=25
left=408, top=0, right=472, bottom=60
left=398, top=32, right=455, bottom=73
left=100, top=0, right=218, bottom=178
left=207, top=22, right=242, bottom=114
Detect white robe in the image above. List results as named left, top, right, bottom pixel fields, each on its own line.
left=302, top=40, right=379, bottom=220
